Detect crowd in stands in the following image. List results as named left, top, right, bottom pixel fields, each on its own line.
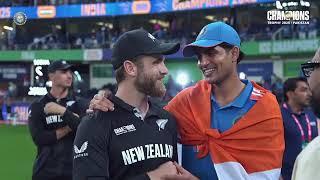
left=0, top=0, right=318, bottom=51
left=240, top=18, right=319, bottom=41
left=1, top=16, right=319, bottom=51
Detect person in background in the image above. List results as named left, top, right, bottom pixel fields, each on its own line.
left=28, top=60, right=88, bottom=180
left=280, top=77, right=318, bottom=180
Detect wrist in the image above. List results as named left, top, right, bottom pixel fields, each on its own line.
left=146, top=170, right=156, bottom=179
left=59, top=106, right=67, bottom=115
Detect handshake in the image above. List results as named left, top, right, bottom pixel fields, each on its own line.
left=147, top=161, right=199, bottom=180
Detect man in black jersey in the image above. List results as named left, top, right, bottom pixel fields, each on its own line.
left=28, top=60, right=89, bottom=180
left=73, top=29, right=198, bottom=180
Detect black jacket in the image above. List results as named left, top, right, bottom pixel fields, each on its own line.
left=28, top=92, right=88, bottom=179
left=73, top=95, right=178, bottom=180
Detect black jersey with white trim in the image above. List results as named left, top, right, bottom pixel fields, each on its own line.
left=73, top=95, right=178, bottom=180
left=28, top=92, right=89, bottom=178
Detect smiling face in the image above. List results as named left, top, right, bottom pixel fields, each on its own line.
left=195, top=44, right=239, bottom=85
left=134, top=54, right=168, bottom=97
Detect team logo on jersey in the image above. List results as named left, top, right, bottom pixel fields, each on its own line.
left=66, top=100, right=75, bottom=107
left=114, top=124, right=136, bottom=136
left=74, top=141, right=88, bottom=159
left=156, top=119, right=168, bottom=131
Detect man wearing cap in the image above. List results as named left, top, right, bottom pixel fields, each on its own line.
left=291, top=48, right=320, bottom=180
left=73, top=29, right=197, bottom=180
left=89, top=22, right=284, bottom=180
left=165, top=21, right=284, bottom=180
left=28, top=60, right=89, bottom=180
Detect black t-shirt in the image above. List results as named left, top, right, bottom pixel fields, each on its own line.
left=73, top=95, right=178, bottom=180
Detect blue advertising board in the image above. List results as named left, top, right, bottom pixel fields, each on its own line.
left=238, top=62, right=273, bottom=77
left=0, top=0, right=275, bottom=19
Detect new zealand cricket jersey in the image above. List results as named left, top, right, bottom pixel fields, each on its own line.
left=28, top=93, right=88, bottom=179
left=73, top=95, right=178, bottom=180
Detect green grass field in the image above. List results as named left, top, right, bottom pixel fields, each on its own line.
left=0, top=124, right=36, bottom=180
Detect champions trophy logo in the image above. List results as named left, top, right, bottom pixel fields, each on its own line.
left=13, top=12, right=27, bottom=25
left=267, top=0, right=310, bottom=25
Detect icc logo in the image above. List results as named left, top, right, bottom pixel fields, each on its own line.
left=13, top=12, right=27, bottom=25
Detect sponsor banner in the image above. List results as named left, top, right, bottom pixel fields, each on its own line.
left=242, top=39, right=320, bottom=56
left=1, top=0, right=275, bottom=19
left=102, top=49, right=112, bottom=61
left=283, top=60, right=305, bottom=77
left=84, top=49, right=103, bottom=61
left=0, top=7, right=11, bottom=19
left=37, top=6, right=56, bottom=18
left=1, top=103, right=30, bottom=125
left=0, top=50, right=83, bottom=61
left=238, top=62, right=273, bottom=77
left=0, top=65, right=29, bottom=81
left=81, top=3, right=106, bottom=17
left=132, top=1, right=151, bottom=14
left=91, top=64, right=114, bottom=78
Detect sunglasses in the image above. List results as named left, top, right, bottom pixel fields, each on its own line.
left=301, top=61, right=320, bottom=77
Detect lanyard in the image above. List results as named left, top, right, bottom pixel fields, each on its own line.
left=283, top=103, right=312, bottom=142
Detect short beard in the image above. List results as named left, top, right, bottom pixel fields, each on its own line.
left=134, top=70, right=166, bottom=98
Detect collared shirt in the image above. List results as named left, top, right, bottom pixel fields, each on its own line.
left=281, top=104, right=318, bottom=180
left=28, top=92, right=88, bottom=178
left=73, top=95, right=178, bottom=180
left=211, top=80, right=255, bottom=131
left=182, top=80, right=257, bottom=180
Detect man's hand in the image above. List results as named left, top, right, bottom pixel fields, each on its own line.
left=44, top=102, right=66, bottom=115
left=87, top=90, right=114, bottom=113
left=162, top=162, right=199, bottom=180
left=147, top=161, right=178, bottom=180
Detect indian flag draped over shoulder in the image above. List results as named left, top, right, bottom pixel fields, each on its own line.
left=165, top=80, right=284, bottom=180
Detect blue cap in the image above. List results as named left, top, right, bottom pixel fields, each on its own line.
left=183, top=21, right=241, bottom=57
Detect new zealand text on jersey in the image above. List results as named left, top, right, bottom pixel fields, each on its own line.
left=46, top=115, right=63, bottom=124
left=121, top=144, right=173, bottom=165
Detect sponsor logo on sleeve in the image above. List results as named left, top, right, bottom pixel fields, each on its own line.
left=74, top=141, right=89, bottom=159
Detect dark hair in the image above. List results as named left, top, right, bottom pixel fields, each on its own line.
left=219, top=42, right=244, bottom=63
left=101, top=83, right=116, bottom=94
left=283, top=77, right=308, bottom=102
left=115, top=56, right=144, bottom=83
